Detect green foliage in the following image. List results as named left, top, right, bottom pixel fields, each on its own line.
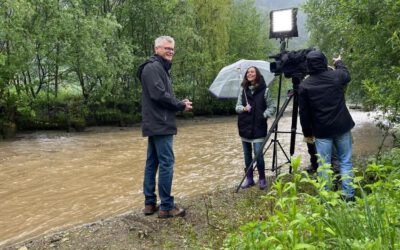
left=363, top=76, right=400, bottom=155
left=88, top=107, right=130, bottom=126
left=228, top=0, right=273, bottom=59
left=0, top=0, right=273, bottom=131
left=303, top=0, right=400, bottom=108
left=14, top=93, right=87, bottom=130
left=303, top=0, right=400, bottom=156
left=0, top=119, right=16, bottom=139
left=223, top=154, right=400, bottom=249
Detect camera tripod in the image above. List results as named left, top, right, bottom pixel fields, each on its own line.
left=235, top=74, right=303, bottom=193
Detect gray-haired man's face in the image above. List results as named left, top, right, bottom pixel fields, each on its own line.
left=155, top=41, right=175, bottom=61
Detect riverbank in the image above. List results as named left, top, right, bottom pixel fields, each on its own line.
left=6, top=178, right=276, bottom=250
left=1, top=109, right=393, bottom=249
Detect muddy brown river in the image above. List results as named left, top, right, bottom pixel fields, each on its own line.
left=0, top=110, right=389, bottom=246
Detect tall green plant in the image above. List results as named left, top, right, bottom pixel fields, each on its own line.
left=224, top=155, right=400, bottom=249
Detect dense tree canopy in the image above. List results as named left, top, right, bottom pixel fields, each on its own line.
left=303, top=0, right=400, bottom=116
left=0, top=0, right=274, bottom=135
left=1, top=0, right=398, bottom=137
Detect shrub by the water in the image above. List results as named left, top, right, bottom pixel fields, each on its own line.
left=223, top=150, right=400, bottom=249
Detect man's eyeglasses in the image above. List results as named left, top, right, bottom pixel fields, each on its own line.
left=161, top=47, right=174, bottom=52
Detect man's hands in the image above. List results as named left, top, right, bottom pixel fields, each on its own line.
left=182, top=99, right=193, bottom=111
left=333, top=55, right=342, bottom=65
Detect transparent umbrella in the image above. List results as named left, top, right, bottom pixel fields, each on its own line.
left=209, top=59, right=275, bottom=99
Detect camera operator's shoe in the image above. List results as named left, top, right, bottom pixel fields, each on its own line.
left=341, top=195, right=355, bottom=203
left=158, top=205, right=186, bottom=219
left=305, top=165, right=318, bottom=174
left=259, top=179, right=267, bottom=190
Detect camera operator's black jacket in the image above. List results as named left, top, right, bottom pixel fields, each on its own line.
left=298, top=51, right=355, bottom=138
left=137, top=55, right=185, bottom=137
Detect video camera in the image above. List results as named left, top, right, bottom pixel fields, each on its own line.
left=269, top=48, right=315, bottom=78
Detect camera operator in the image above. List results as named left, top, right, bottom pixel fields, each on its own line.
left=304, top=65, right=341, bottom=175
left=298, top=50, right=355, bottom=201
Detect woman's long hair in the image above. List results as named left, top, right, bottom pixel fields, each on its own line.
left=241, top=66, right=261, bottom=89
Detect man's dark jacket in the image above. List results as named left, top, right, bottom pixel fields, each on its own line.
left=238, top=77, right=267, bottom=139
left=137, top=55, right=185, bottom=137
left=299, top=51, right=355, bottom=138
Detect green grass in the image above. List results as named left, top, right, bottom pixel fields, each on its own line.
left=114, top=149, right=400, bottom=250
left=223, top=150, right=400, bottom=249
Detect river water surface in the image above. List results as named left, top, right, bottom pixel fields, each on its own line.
left=0, top=110, right=389, bottom=246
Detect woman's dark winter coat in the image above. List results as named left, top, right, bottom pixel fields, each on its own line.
left=238, top=78, right=268, bottom=140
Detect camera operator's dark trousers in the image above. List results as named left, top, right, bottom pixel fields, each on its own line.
left=307, top=142, right=318, bottom=170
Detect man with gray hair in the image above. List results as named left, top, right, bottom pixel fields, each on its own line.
left=137, top=36, right=192, bottom=218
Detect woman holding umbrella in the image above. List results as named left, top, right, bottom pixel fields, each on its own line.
left=235, top=66, right=276, bottom=189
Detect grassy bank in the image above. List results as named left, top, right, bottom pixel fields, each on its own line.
left=8, top=149, right=400, bottom=249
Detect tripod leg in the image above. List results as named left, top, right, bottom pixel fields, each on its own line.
left=264, top=139, right=274, bottom=152
left=277, top=140, right=291, bottom=162
left=289, top=76, right=302, bottom=173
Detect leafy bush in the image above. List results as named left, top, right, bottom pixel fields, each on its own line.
left=14, top=94, right=88, bottom=130
left=223, top=153, right=400, bottom=249
left=0, top=119, right=16, bottom=139
left=12, top=92, right=144, bottom=130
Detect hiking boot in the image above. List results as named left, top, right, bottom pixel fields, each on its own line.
left=305, top=165, right=318, bottom=174
left=158, top=206, right=186, bottom=219
left=341, top=195, right=355, bottom=203
left=259, top=179, right=267, bottom=190
left=143, top=204, right=159, bottom=216
left=241, top=177, right=255, bottom=189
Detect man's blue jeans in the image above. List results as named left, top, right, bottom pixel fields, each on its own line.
left=242, top=141, right=266, bottom=180
left=143, top=135, right=174, bottom=211
left=315, top=131, right=354, bottom=198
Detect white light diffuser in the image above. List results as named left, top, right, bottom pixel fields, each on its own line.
left=272, top=9, right=293, bottom=33
left=269, top=8, right=298, bottom=39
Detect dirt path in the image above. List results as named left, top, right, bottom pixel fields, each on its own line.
left=5, top=183, right=275, bottom=250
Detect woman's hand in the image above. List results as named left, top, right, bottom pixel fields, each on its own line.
left=243, top=104, right=252, bottom=112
